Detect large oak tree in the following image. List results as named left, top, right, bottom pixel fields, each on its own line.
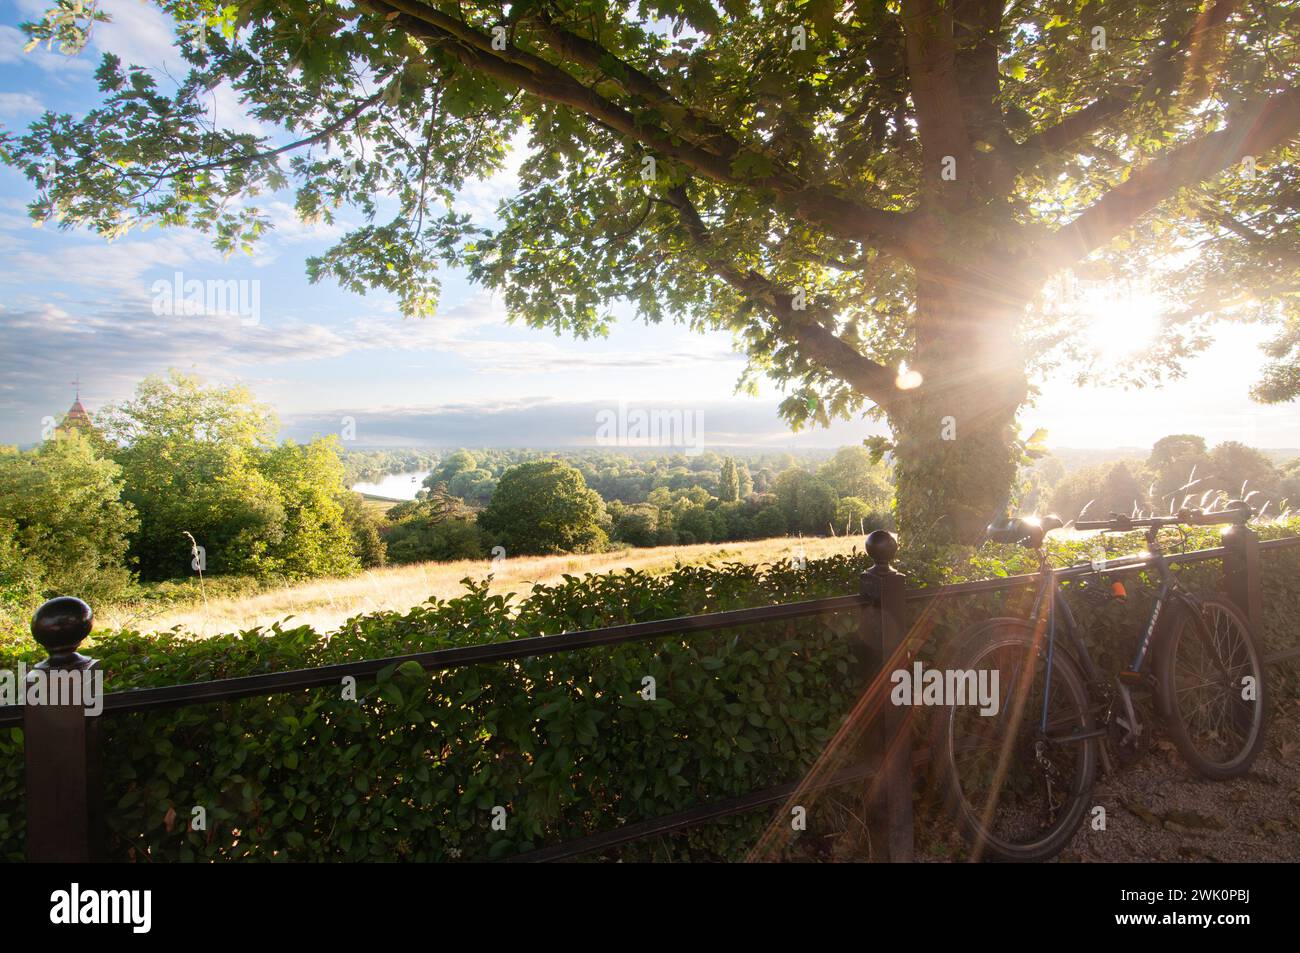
left=5, top=0, right=1299, bottom=542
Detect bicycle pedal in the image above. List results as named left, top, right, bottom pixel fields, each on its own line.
left=1117, top=670, right=1153, bottom=689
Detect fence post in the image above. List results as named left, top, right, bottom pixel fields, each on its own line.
left=23, top=597, right=103, bottom=862
left=1221, top=523, right=1263, bottom=632
left=860, top=530, right=914, bottom=862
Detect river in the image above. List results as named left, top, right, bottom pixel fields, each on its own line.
left=350, top=470, right=431, bottom=501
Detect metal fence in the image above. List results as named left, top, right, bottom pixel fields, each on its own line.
left=9, top=524, right=1298, bottom=863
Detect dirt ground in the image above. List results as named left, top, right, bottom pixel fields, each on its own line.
left=911, top=691, right=1300, bottom=862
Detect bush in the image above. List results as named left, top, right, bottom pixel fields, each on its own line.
left=385, top=517, right=484, bottom=564
left=0, top=520, right=1294, bottom=862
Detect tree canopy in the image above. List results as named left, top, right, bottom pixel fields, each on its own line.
left=477, top=459, right=609, bottom=553
left=6, top=0, right=1299, bottom=540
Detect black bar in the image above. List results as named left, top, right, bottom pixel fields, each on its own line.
left=505, top=761, right=880, bottom=863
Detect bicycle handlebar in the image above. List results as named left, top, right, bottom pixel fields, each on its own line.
left=1074, top=502, right=1252, bottom=532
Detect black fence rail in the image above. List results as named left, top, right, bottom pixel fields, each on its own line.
left=10, top=524, right=1299, bottom=863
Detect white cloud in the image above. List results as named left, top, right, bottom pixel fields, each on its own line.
left=0, top=91, right=43, bottom=117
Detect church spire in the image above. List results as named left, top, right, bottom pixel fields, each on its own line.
left=58, top=382, right=95, bottom=437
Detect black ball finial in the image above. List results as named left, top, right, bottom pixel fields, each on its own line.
left=30, top=597, right=93, bottom=660
left=866, top=529, right=898, bottom=570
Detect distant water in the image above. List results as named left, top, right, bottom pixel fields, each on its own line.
left=351, top=470, right=430, bottom=501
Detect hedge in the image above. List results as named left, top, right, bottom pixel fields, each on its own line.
left=0, top=521, right=1295, bottom=862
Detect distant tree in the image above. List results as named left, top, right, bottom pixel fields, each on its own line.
left=736, top=461, right=755, bottom=498
left=428, top=451, right=480, bottom=488
left=385, top=517, right=483, bottom=564
left=676, top=505, right=723, bottom=545
left=819, top=446, right=892, bottom=509
left=101, top=372, right=359, bottom=580
left=1101, top=462, right=1146, bottom=516
left=719, top=458, right=740, bottom=503
left=610, top=503, right=660, bottom=548
left=1147, top=435, right=1210, bottom=502
left=774, top=470, right=838, bottom=535
left=834, top=496, right=873, bottom=536
left=0, top=432, right=137, bottom=604
left=1050, top=459, right=1149, bottom=522
left=1208, top=441, right=1282, bottom=510
left=478, top=461, right=608, bottom=555
left=258, top=438, right=363, bottom=579
left=751, top=504, right=789, bottom=539
left=337, top=493, right=387, bottom=569
left=448, top=468, right=497, bottom=505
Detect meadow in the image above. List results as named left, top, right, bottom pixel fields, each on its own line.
left=96, top=534, right=865, bottom=638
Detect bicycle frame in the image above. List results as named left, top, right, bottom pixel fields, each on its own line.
left=1027, top=523, right=1181, bottom=738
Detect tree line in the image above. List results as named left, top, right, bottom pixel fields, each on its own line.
left=3, top=372, right=1296, bottom=633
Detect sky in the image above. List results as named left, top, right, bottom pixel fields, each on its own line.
left=0, top=0, right=1295, bottom=453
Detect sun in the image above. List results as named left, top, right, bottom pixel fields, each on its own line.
left=1076, top=292, right=1164, bottom=364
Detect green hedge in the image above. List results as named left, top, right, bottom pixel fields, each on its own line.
left=0, top=522, right=1295, bottom=861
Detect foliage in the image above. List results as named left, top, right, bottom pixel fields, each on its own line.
left=773, top=469, right=838, bottom=536
left=101, top=372, right=361, bottom=581
left=477, top=461, right=608, bottom=555
left=337, top=492, right=387, bottom=569
left=8, top=2, right=1298, bottom=540
left=0, top=433, right=137, bottom=605
left=0, top=518, right=1294, bottom=862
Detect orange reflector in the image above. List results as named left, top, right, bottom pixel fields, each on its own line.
left=1112, top=581, right=1127, bottom=600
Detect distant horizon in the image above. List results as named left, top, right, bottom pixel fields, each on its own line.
left=14, top=389, right=1300, bottom=458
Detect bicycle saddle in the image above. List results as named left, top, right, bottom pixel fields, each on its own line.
left=986, top=514, right=1063, bottom=548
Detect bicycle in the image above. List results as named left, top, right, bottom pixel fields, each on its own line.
left=931, top=504, right=1269, bottom=862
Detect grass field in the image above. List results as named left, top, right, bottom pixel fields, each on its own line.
left=98, top=535, right=865, bottom=638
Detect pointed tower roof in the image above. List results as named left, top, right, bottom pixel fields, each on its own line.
left=57, top=384, right=96, bottom=437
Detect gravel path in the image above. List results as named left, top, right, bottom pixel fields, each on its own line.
left=1061, top=696, right=1300, bottom=862
left=910, top=694, right=1299, bottom=862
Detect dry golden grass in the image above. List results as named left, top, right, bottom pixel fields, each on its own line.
left=100, top=535, right=865, bottom=638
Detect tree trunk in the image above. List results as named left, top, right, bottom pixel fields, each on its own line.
left=888, top=266, right=1031, bottom=546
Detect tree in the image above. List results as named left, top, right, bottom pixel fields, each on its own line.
left=429, top=451, right=480, bottom=487
left=609, top=502, right=660, bottom=548
left=448, top=468, right=497, bottom=505
left=258, top=438, right=363, bottom=579
left=477, top=460, right=608, bottom=554
left=719, top=458, right=740, bottom=503
left=773, top=470, right=838, bottom=535
left=834, top=496, right=873, bottom=535
left=819, top=446, right=892, bottom=510
left=1147, top=434, right=1210, bottom=502
left=1049, top=459, right=1148, bottom=521
left=0, top=433, right=138, bottom=604
left=338, top=492, right=388, bottom=568
left=1208, top=441, right=1282, bottom=510
left=9, top=2, right=1300, bottom=541
left=736, top=460, right=755, bottom=498
left=0, top=518, right=46, bottom=633
left=101, top=372, right=360, bottom=579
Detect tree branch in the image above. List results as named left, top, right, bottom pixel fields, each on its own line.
left=1015, top=0, right=1238, bottom=166
left=662, top=184, right=901, bottom=409
left=1030, top=86, right=1300, bottom=275
left=902, top=0, right=975, bottom=206
left=368, top=0, right=916, bottom=255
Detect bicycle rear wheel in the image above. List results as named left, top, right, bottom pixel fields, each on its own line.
left=934, top=621, right=1098, bottom=862
left=1155, top=595, right=1267, bottom=779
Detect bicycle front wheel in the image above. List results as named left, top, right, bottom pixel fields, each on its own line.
left=1155, top=595, right=1267, bottom=779
left=935, top=621, right=1098, bottom=862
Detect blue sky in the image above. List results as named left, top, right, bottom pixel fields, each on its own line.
left=0, top=0, right=1295, bottom=452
